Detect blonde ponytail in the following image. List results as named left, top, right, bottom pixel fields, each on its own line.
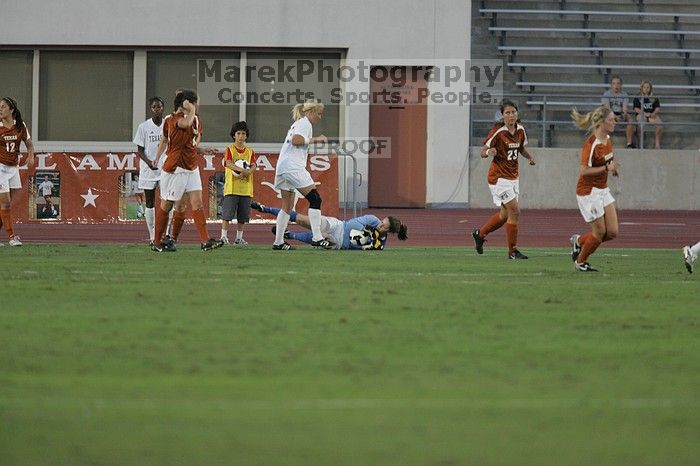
left=291, top=99, right=325, bottom=121
left=571, top=106, right=611, bottom=131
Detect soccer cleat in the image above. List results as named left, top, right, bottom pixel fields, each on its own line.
left=683, top=246, right=695, bottom=274
left=151, top=242, right=164, bottom=252
left=234, top=238, right=249, bottom=246
left=272, top=242, right=294, bottom=250
left=508, top=249, right=528, bottom=260
left=163, top=238, right=177, bottom=252
left=271, top=226, right=292, bottom=240
left=250, top=200, right=266, bottom=212
left=575, top=261, right=598, bottom=272
left=220, top=236, right=230, bottom=245
left=8, top=236, right=22, bottom=247
left=570, top=234, right=581, bottom=262
left=311, top=238, right=335, bottom=249
left=471, top=228, right=485, bottom=254
left=201, top=238, right=224, bottom=251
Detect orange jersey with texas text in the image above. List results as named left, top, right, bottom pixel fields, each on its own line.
left=0, top=121, right=30, bottom=166
left=576, top=134, right=614, bottom=196
left=483, top=123, right=528, bottom=185
left=162, top=112, right=200, bottom=172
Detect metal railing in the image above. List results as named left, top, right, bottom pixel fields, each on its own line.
left=471, top=92, right=700, bottom=149
left=336, top=151, right=362, bottom=219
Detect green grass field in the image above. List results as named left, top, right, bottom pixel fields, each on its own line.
left=1, top=245, right=698, bottom=466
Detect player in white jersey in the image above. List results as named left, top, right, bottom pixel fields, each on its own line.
left=682, top=241, right=700, bottom=274
left=132, top=97, right=164, bottom=244
left=272, top=99, right=331, bottom=250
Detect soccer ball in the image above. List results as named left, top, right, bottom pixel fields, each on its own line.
left=232, top=159, right=249, bottom=177
left=349, top=228, right=373, bottom=247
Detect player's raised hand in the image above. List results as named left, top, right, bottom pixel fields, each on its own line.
left=182, top=100, right=195, bottom=112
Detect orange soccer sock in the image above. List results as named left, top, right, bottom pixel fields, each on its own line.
left=0, top=208, right=14, bottom=239
left=480, top=212, right=507, bottom=237
left=191, top=209, right=210, bottom=243
left=506, top=223, right=518, bottom=253
left=577, top=232, right=593, bottom=248
left=171, top=210, right=187, bottom=241
left=577, top=233, right=602, bottom=264
left=153, top=205, right=170, bottom=245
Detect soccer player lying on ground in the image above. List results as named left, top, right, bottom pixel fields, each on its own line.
left=251, top=201, right=407, bottom=250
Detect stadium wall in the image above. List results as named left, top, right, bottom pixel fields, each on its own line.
left=1, top=0, right=472, bottom=208
left=468, top=148, right=700, bottom=210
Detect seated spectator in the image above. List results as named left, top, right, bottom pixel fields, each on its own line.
left=601, top=75, right=635, bottom=148
left=633, top=80, right=662, bottom=149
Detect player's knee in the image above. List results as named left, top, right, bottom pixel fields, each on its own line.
left=305, top=189, right=322, bottom=209
left=605, top=229, right=618, bottom=241
left=506, top=205, right=520, bottom=219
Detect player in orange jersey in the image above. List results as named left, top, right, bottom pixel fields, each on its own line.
left=569, top=106, right=621, bottom=272
left=471, top=99, right=536, bottom=259
left=151, top=89, right=223, bottom=252
left=0, top=97, right=35, bottom=246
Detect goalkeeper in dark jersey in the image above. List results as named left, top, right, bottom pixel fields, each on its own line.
left=251, top=201, right=407, bottom=250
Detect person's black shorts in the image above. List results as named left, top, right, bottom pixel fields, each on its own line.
left=222, top=195, right=251, bottom=223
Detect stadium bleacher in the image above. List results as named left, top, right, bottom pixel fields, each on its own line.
left=471, top=0, right=700, bottom=148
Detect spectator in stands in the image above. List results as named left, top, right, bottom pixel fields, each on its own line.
left=601, top=76, right=635, bottom=148
left=633, top=80, right=662, bottom=149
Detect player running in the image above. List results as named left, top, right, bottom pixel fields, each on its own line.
left=471, top=99, right=536, bottom=259
left=569, top=106, right=621, bottom=272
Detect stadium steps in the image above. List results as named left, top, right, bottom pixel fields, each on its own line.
left=472, top=0, right=700, bottom=148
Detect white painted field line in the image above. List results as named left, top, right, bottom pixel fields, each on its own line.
left=620, top=222, right=685, bottom=226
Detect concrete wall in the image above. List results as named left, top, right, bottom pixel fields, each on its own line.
left=468, top=148, right=700, bottom=210
left=1, top=0, right=472, bottom=207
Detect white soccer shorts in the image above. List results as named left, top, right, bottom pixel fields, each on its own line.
left=274, top=168, right=315, bottom=192
left=577, top=187, right=615, bottom=223
left=0, top=163, right=21, bottom=193
left=138, top=159, right=161, bottom=190
left=489, top=178, right=519, bottom=206
left=321, top=216, right=344, bottom=249
left=159, top=167, right=202, bottom=201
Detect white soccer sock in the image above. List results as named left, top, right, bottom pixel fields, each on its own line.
left=221, top=226, right=228, bottom=239
left=308, top=208, right=323, bottom=241
left=236, top=229, right=244, bottom=240
left=165, top=209, right=174, bottom=236
left=690, top=241, right=700, bottom=258
left=274, top=210, right=291, bottom=245
left=145, top=207, right=155, bottom=241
